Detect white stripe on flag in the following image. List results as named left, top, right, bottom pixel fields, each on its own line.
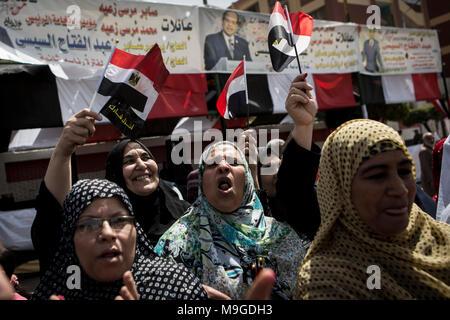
left=381, top=74, right=415, bottom=104
left=226, top=74, right=246, bottom=103
left=99, top=64, right=159, bottom=120
left=269, top=12, right=289, bottom=32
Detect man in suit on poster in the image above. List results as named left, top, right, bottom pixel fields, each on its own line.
left=204, top=10, right=252, bottom=70
left=361, top=29, right=383, bottom=73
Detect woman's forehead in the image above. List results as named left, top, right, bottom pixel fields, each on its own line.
left=357, top=149, right=410, bottom=170
left=79, top=197, right=127, bottom=218
left=123, top=142, right=148, bottom=155
left=207, top=143, right=240, bottom=159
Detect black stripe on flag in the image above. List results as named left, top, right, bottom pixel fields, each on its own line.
left=218, top=74, right=273, bottom=117
left=98, top=77, right=148, bottom=113
left=268, top=25, right=295, bottom=72
left=100, top=97, right=145, bottom=139
left=227, top=91, right=247, bottom=119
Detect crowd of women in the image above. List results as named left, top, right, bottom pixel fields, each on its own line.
left=0, top=74, right=449, bottom=300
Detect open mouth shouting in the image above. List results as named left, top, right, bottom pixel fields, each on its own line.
left=217, top=176, right=233, bottom=194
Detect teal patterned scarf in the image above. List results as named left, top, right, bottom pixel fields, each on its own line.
left=155, top=141, right=308, bottom=299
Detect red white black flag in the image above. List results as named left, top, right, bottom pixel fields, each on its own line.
left=268, top=1, right=313, bottom=72
left=431, top=98, right=450, bottom=118
left=216, top=60, right=248, bottom=119
left=94, top=44, right=169, bottom=138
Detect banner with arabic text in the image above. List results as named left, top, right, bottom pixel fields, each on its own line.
left=358, top=25, right=441, bottom=75
left=0, top=0, right=442, bottom=77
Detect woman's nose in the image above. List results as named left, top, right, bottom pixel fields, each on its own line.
left=135, top=157, right=147, bottom=169
left=217, top=160, right=230, bottom=173
left=98, top=221, right=116, bottom=241
left=387, top=174, right=409, bottom=197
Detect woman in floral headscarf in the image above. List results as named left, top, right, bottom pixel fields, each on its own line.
left=155, top=141, right=308, bottom=300
left=295, top=119, right=450, bottom=300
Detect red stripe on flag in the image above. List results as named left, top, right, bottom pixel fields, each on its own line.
left=313, top=73, right=356, bottom=110
left=430, top=99, right=449, bottom=117
left=412, top=73, right=441, bottom=101
left=289, top=11, right=313, bottom=37
left=273, top=1, right=286, bottom=18
left=109, top=45, right=168, bottom=92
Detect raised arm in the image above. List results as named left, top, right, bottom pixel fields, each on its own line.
left=275, top=74, right=321, bottom=241
left=285, top=74, right=316, bottom=150
left=45, top=109, right=102, bottom=205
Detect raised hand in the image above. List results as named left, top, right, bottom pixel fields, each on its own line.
left=115, top=271, right=139, bottom=300
left=45, top=108, right=102, bottom=205
left=285, top=74, right=317, bottom=150
left=56, top=108, right=103, bottom=158
left=238, top=129, right=260, bottom=189
left=244, top=268, right=276, bottom=300
left=285, top=73, right=316, bottom=127
left=202, top=284, right=232, bottom=300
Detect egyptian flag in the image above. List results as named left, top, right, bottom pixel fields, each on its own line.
left=268, top=1, right=313, bottom=72
left=96, top=44, right=169, bottom=138
left=216, top=60, right=248, bottom=119
left=431, top=99, right=450, bottom=117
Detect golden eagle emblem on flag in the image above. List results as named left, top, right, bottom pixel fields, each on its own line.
left=128, top=72, right=141, bottom=87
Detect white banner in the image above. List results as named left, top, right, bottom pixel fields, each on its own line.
left=359, top=25, right=442, bottom=75
left=0, top=0, right=442, bottom=77
left=0, top=0, right=201, bottom=78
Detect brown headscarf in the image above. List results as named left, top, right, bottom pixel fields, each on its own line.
left=294, top=119, right=450, bottom=299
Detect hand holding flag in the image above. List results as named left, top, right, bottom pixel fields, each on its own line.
left=268, top=1, right=313, bottom=72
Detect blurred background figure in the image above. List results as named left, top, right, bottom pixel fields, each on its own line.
left=186, top=168, right=199, bottom=204
left=419, top=132, right=436, bottom=197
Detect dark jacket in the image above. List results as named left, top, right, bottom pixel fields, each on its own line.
left=266, top=139, right=322, bottom=242
left=204, top=31, right=251, bottom=70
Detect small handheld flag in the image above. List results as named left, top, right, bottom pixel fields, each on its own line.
left=216, top=60, right=248, bottom=120
left=430, top=98, right=450, bottom=118
left=94, top=44, right=169, bottom=138
left=268, top=1, right=313, bottom=72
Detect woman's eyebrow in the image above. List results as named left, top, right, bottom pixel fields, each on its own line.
left=78, top=211, right=128, bottom=220
left=360, top=164, right=388, bottom=175
left=360, top=159, right=411, bottom=175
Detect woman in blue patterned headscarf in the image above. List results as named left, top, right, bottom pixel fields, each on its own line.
left=155, top=141, right=308, bottom=299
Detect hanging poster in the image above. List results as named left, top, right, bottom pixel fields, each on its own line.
left=359, top=25, right=442, bottom=75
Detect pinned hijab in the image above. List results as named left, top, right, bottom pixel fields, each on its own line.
left=32, top=179, right=206, bottom=300
left=105, top=139, right=188, bottom=244
left=155, top=141, right=308, bottom=299
left=294, top=119, right=450, bottom=300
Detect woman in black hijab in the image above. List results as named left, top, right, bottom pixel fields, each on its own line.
left=32, top=179, right=206, bottom=300
left=31, top=109, right=188, bottom=276
left=104, top=139, right=189, bottom=244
